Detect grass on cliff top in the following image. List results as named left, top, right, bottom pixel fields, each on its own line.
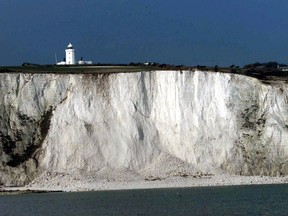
left=0, top=64, right=287, bottom=83
left=0, top=65, right=159, bottom=74
left=0, top=64, right=222, bottom=74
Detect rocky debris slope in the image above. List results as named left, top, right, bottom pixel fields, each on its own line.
left=0, top=70, right=288, bottom=186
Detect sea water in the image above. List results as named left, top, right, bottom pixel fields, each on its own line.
left=1, top=184, right=288, bottom=216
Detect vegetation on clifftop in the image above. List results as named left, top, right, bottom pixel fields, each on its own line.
left=0, top=61, right=287, bottom=82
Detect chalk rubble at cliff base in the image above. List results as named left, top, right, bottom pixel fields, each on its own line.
left=8, top=154, right=288, bottom=192
left=8, top=173, right=288, bottom=192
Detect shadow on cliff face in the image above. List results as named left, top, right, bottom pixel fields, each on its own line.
left=0, top=107, right=53, bottom=185
left=7, top=108, right=52, bottom=167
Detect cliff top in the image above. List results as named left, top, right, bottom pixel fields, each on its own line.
left=0, top=65, right=159, bottom=74
left=0, top=63, right=233, bottom=74
left=0, top=64, right=287, bottom=83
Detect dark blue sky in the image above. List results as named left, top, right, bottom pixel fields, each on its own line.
left=1, top=0, right=288, bottom=66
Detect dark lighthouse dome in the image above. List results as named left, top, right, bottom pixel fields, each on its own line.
left=67, top=43, right=74, bottom=49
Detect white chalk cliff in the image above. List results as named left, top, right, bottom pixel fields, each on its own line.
left=1, top=70, right=288, bottom=186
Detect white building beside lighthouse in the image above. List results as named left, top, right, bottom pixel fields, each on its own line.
left=65, top=43, right=75, bottom=65
left=56, top=42, right=92, bottom=65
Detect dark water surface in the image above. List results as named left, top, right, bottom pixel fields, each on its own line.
left=1, top=184, right=288, bottom=216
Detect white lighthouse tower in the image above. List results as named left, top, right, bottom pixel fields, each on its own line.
left=56, top=42, right=92, bottom=65
left=65, top=43, right=75, bottom=65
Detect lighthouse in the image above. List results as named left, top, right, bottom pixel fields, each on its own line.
left=56, top=42, right=92, bottom=65
left=65, top=43, right=75, bottom=65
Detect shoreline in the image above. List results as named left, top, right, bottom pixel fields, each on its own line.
left=2, top=174, right=288, bottom=194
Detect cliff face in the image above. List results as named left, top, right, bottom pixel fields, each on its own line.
left=1, top=70, right=288, bottom=186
